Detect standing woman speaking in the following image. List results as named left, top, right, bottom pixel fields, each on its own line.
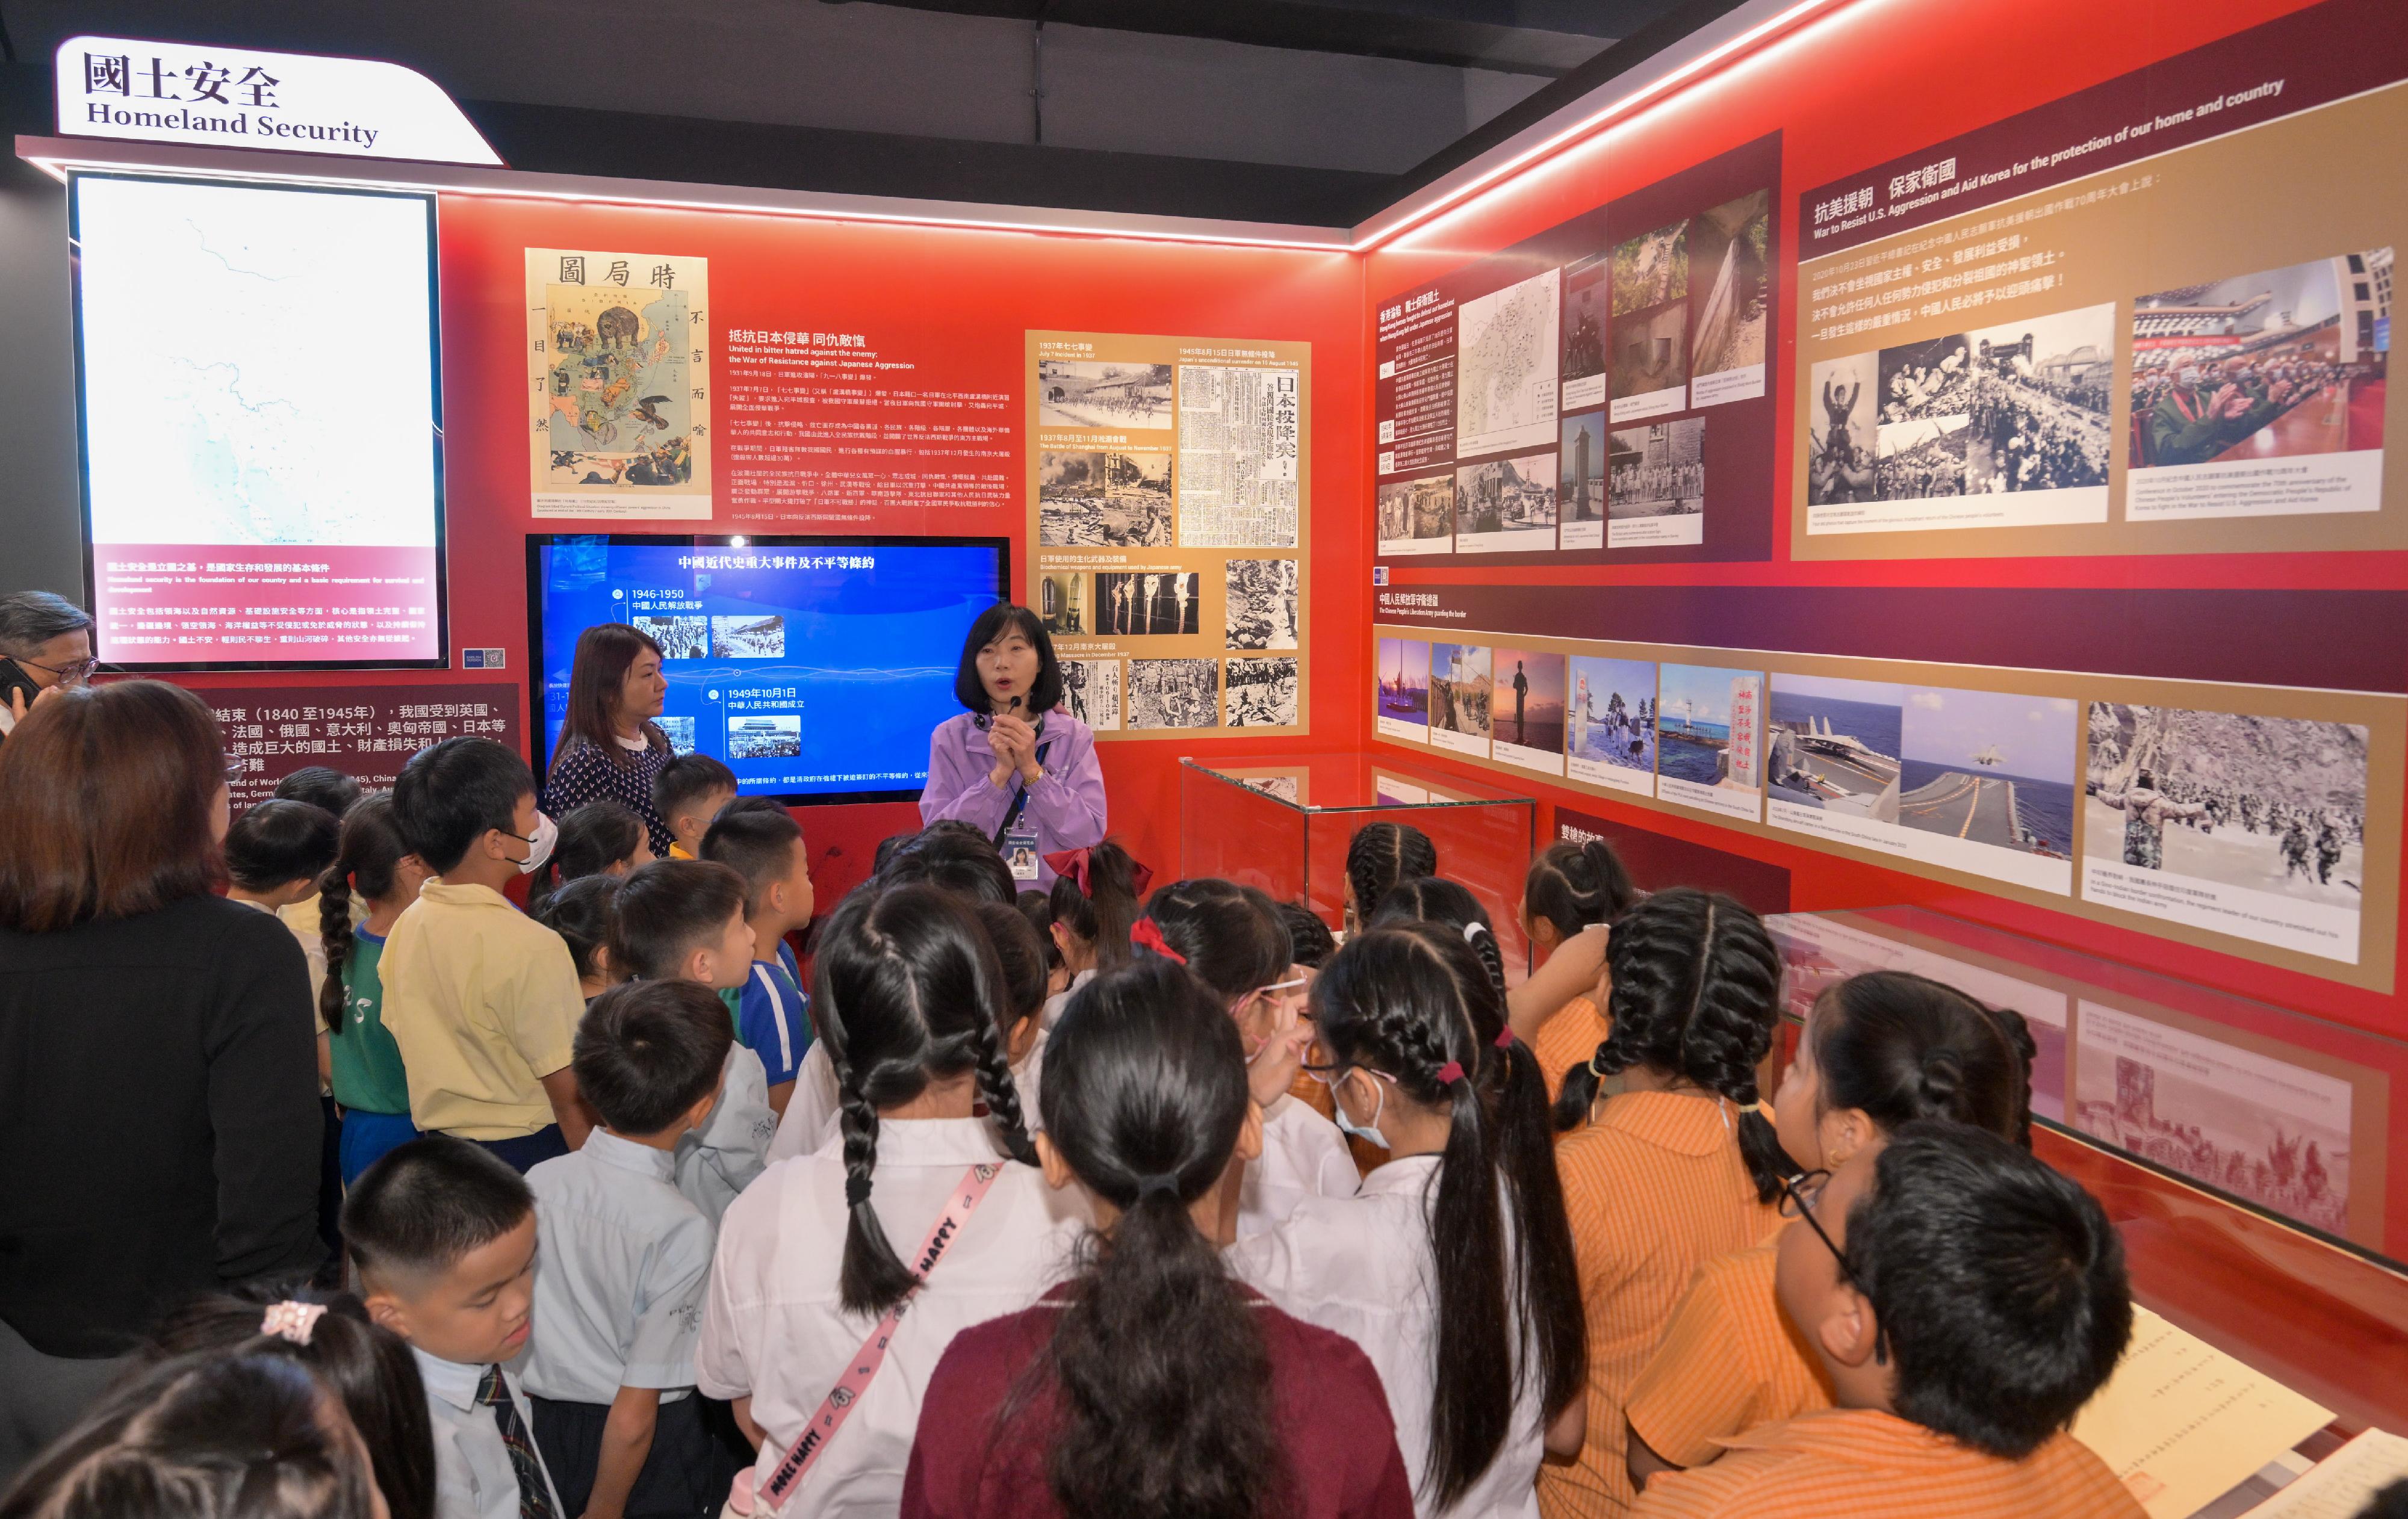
left=921, top=605, right=1106, bottom=889
left=543, top=623, right=677, bottom=860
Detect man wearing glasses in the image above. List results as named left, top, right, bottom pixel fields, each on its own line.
left=0, top=592, right=96, bottom=738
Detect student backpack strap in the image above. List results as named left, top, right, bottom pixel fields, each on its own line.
left=753, top=1162, right=1004, bottom=1513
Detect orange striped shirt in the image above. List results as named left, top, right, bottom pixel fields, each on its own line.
left=1540, top=1091, right=1783, bottom=1519
left=1625, top=1236, right=1833, bottom=1468
left=1536, top=995, right=1613, bottom=1104
left=1628, top=1408, right=2149, bottom=1518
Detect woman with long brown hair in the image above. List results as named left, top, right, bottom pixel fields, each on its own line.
left=0, top=681, right=323, bottom=1485
left=542, top=622, right=676, bottom=858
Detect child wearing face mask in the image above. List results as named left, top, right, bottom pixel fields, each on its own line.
left=383, top=737, right=590, bottom=1173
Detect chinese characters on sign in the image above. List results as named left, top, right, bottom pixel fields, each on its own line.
left=201, top=682, right=522, bottom=808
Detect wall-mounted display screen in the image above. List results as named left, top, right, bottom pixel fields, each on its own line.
left=70, top=172, right=445, bottom=669
left=529, top=535, right=1007, bottom=805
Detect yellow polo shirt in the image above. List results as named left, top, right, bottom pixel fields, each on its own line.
left=378, top=880, right=586, bottom=1141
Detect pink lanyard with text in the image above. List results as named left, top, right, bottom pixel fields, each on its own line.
left=756, top=1162, right=1003, bottom=1513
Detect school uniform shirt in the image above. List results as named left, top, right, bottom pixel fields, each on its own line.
left=763, top=1041, right=843, bottom=1165
left=520, top=1130, right=714, bottom=1405
left=1626, top=1409, right=2148, bottom=1519
left=412, top=1347, right=566, bottom=1519
left=270, top=896, right=334, bottom=1006
left=543, top=733, right=676, bottom=862
left=1624, top=1239, right=1831, bottom=1470
left=1535, top=995, right=1612, bottom=1105
left=738, top=943, right=812, bottom=1089
left=899, top=1284, right=1417, bottom=1519
left=1241, top=1093, right=1361, bottom=1239
left=1230, top=1154, right=1546, bottom=1519
left=1037, top=967, right=1096, bottom=1031
left=327, top=927, right=412, bottom=1117
left=1540, top=1092, right=1783, bottom=1519
left=917, top=710, right=1108, bottom=888
left=1011, top=1026, right=1047, bottom=1134
left=675, top=1044, right=777, bottom=1227
left=695, top=1118, right=1088, bottom=1517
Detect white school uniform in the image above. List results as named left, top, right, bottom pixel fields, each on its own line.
left=675, top=1044, right=776, bottom=1227
left=1229, top=1153, right=1547, bottom=1519
left=412, top=1348, right=566, bottom=1519
left=763, top=1041, right=841, bottom=1165
left=1240, top=1092, right=1359, bottom=1238
left=519, top=1130, right=715, bottom=1404
left=1011, top=1026, right=1047, bottom=1134
left=1038, top=966, right=1097, bottom=1030
left=696, top=1118, right=1087, bottom=1517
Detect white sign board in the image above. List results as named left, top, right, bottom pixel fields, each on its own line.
left=57, top=36, right=502, bottom=166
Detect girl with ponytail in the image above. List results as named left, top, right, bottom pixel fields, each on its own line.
left=1342, top=821, right=1436, bottom=935
left=1540, top=888, right=1787, bottom=1519
left=1368, top=874, right=1615, bottom=1062
left=899, top=957, right=1415, bottom=1519
left=1135, top=878, right=1356, bottom=1238
left=526, top=798, right=650, bottom=914
left=1518, top=838, right=1642, bottom=1095
left=1232, top=923, right=1587, bottom=1517
left=695, top=883, right=1087, bottom=1515
left=1037, top=839, right=1145, bottom=1027
left=1623, top=969, right=2037, bottom=1491
left=317, top=793, right=430, bottom=1185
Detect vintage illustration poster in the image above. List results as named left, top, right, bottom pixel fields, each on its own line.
left=527, top=247, right=712, bottom=519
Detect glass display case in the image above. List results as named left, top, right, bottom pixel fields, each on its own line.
left=1179, top=752, right=1538, bottom=974
left=1766, top=906, right=2408, bottom=1438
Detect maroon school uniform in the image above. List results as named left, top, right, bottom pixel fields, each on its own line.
left=900, top=1285, right=1416, bottom=1519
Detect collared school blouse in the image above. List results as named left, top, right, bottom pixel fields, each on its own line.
left=414, top=1347, right=566, bottom=1519
left=1242, top=1092, right=1361, bottom=1239
left=1535, top=995, right=1612, bottom=1104
left=1625, top=1237, right=1833, bottom=1469
left=674, top=1043, right=775, bottom=1227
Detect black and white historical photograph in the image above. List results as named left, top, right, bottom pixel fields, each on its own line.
left=1962, top=305, right=2114, bottom=495
left=1223, top=557, right=1299, bottom=649
left=633, top=614, right=708, bottom=659
left=1609, top=419, right=1705, bottom=521
left=725, top=714, right=801, bottom=760
left=1093, top=571, right=1200, bottom=636
left=1037, top=360, right=1174, bottom=429
left=1128, top=658, right=1221, bottom=730
left=1224, top=655, right=1300, bottom=727
left=1454, top=448, right=1558, bottom=553
left=657, top=716, right=696, bottom=754
left=1038, top=450, right=1175, bottom=548
left=710, top=613, right=785, bottom=658
left=1807, top=351, right=1879, bottom=506
left=1376, top=474, right=1454, bottom=555
left=1036, top=571, right=1087, bottom=634
left=1059, top=658, right=1122, bottom=731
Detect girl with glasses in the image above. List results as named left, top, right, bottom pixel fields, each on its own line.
left=1622, top=970, right=2036, bottom=1496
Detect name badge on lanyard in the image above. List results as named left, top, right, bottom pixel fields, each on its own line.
left=997, top=735, right=1052, bottom=882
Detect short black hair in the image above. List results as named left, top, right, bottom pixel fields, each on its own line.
left=953, top=602, right=1063, bottom=716
left=1277, top=901, right=1337, bottom=969
left=1849, top=1121, right=2132, bottom=1459
left=391, top=737, right=535, bottom=874
left=879, top=828, right=1015, bottom=906
left=2363, top=1480, right=2408, bottom=1519
left=574, top=980, right=733, bottom=1135
left=223, top=798, right=341, bottom=893
left=611, top=858, right=749, bottom=980
left=534, top=873, right=620, bottom=984
left=701, top=804, right=805, bottom=918
left=275, top=766, right=364, bottom=819
left=653, top=753, right=737, bottom=824
left=341, top=1136, right=532, bottom=1285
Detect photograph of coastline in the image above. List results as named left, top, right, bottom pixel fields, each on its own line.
left=1657, top=662, right=1761, bottom=819
left=1375, top=637, right=1431, bottom=740
left=1567, top=655, right=1657, bottom=794
left=1491, top=648, right=1566, bottom=774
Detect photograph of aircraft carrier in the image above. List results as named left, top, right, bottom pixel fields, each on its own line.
left=1899, top=688, right=2078, bottom=856
left=1767, top=675, right=1902, bottom=821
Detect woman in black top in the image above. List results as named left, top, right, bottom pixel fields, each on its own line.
left=0, top=681, right=323, bottom=1485
left=541, top=623, right=677, bottom=859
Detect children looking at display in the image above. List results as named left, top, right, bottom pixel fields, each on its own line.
left=318, top=793, right=433, bottom=1185
left=699, top=801, right=816, bottom=1116
left=653, top=755, right=739, bottom=860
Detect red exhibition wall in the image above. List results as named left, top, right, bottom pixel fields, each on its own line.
left=182, top=202, right=1369, bottom=906
left=1364, top=0, right=2408, bottom=1047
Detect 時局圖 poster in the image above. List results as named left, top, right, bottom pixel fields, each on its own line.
left=527, top=247, right=712, bottom=518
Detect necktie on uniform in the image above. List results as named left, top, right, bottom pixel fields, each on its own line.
left=477, top=1364, right=559, bottom=1519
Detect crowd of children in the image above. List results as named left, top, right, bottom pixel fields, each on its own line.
left=8, top=737, right=2402, bottom=1519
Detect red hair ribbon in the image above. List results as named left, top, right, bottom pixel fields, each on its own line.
left=1495, top=1029, right=1516, bottom=1050
left=1041, top=847, right=1155, bottom=899
left=1130, top=917, right=1185, bottom=965
left=1436, top=1060, right=1466, bottom=1086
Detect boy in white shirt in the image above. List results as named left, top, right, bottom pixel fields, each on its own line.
left=343, top=1136, right=565, bottom=1519
left=520, top=979, right=733, bottom=1519
left=610, top=858, right=777, bottom=1225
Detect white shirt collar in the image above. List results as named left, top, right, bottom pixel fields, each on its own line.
left=1355, top=1152, right=1444, bottom=1198
left=865, top=1116, right=1013, bottom=1168
left=582, top=1127, right=677, bottom=1181
left=614, top=732, right=650, bottom=751
left=410, top=1346, right=487, bottom=1412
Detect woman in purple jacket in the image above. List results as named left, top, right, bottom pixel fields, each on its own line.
left=920, top=604, right=1106, bottom=888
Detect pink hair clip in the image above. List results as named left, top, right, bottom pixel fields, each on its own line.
left=1494, top=1028, right=1516, bottom=1050
left=260, top=1301, right=328, bottom=1346
left=1435, top=1060, right=1466, bottom=1086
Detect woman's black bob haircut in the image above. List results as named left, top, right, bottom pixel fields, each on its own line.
left=954, top=603, right=1064, bottom=717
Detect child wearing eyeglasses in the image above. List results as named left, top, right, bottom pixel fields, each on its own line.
left=1624, top=970, right=2038, bottom=1496
left=1542, top=889, right=1789, bottom=1519
left=1630, top=1123, right=2142, bottom=1517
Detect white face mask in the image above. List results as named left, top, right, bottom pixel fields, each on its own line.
left=513, top=811, right=559, bottom=875
left=1330, top=1069, right=1392, bottom=1151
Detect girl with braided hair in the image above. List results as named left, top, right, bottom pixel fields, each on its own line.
left=1622, top=970, right=2037, bottom=1494
left=1342, top=821, right=1437, bottom=935
left=1233, top=923, right=1587, bottom=1517
left=901, top=956, right=1415, bottom=1519
left=317, top=793, right=431, bottom=1186
left=1369, top=874, right=1620, bottom=1062
left=1519, top=840, right=1643, bottom=1097
left=1540, top=888, right=1786, bottom=1519
left=1135, top=879, right=1354, bottom=1238
left=695, top=883, right=1087, bottom=1516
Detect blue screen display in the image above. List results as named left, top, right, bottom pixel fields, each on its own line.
left=533, top=539, right=1003, bottom=802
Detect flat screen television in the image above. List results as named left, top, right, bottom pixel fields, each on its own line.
left=529, top=534, right=1008, bottom=806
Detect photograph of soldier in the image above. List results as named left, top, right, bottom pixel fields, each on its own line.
left=1037, top=360, right=1174, bottom=429
left=1224, top=655, right=1299, bottom=728
left=1962, top=305, right=2112, bottom=495
left=1807, top=351, right=1879, bottom=505
left=1376, top=474, right=1454, bottom=554
left=632, top=615, right=707, bottom=659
